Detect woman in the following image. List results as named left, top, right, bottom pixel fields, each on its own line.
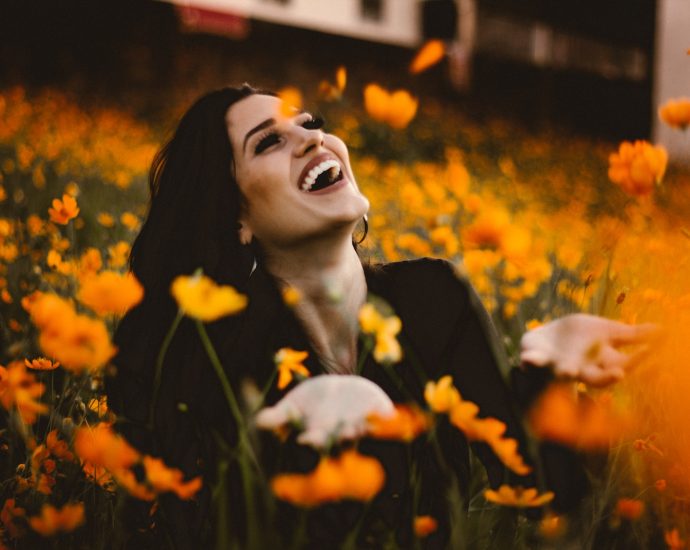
left=107, top=85, right=651, bottom=549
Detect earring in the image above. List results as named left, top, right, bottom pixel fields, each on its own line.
left=354, top=214, right=368, bottom=245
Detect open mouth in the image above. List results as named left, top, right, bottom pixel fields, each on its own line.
left=299, top=159, right=344, bottom=192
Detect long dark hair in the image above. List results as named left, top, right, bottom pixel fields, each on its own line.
left=108, top=85, right=265, bottom=451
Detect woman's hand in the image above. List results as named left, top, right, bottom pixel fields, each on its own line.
left=520, top=314, right=658, bottom=387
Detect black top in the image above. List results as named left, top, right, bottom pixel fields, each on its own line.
left=107, top=257, right=586, bottom=549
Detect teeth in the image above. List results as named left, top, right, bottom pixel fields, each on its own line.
left=300, top=159, right=340, bottom=192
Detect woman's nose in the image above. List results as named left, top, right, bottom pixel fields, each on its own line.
left=293, top=127, right=324, bottom=157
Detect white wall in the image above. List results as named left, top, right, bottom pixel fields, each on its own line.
left=168, top=0, right=421, bottom=46
left=653, top=0, right=690, bottom=164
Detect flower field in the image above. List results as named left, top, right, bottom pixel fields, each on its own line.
left=1, top=49, right=690, bottom=548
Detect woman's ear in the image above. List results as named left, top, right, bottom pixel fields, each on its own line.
left=237, top=220, right=253, bottom=245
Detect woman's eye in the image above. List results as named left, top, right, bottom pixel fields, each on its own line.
left=254, top=132, right=281, bottom=154
left=301, top=117, right=325, bottom=130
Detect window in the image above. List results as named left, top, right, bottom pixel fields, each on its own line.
left=361, top=0, right=383, bottom=21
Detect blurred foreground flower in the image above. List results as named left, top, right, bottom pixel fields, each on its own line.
left=277, top=87, right=303, bottom=118
left=659, top=97, right=690, bottom=130
left=358, top=302, right=403, bottom=363
left=484, top=485, right=554, bottom=508
left=665, top=528, right=685, bottom=550
left=28, top=293, right=116, bottom=373
left=29, top=503, right=84, bottom=536
left=171, top=273, right=247, bottom=322
left=142, top=456, right=202, bottom=500
left=414, top=515, right=438, bottom=537
left=47, top=193, right=79, bottom=225
left=274, top=347, right=310, bottom=390
left=78, top=271, right=144, bottom=316
left=409, top=39, right=445, bottom=74
left=0, top=361, right=48, bottom=424
left=363, top=84, right=418, bottom=129
left=528, top=384, right=628, bottom=450
left=615, top=498, right=644, bottom=520
left=367, top=404, right=430, bottom=441
left=608, top=140, right=667, bottom=197
left=256, top=375, right=395, bottom=448
left=271, top=449, right=384, bottom=507
left=424, top=375, right=460, bottom=412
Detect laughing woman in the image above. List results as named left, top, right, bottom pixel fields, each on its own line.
left=107, top=85, right=651, bottom=549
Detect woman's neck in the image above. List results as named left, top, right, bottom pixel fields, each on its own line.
left=262, top=236, right=367, bottom=374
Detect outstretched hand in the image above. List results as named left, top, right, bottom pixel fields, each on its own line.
left=520, top=314, right=659, bottom=387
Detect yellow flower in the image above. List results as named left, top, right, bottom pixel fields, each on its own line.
left=409, top=39, right=445, bottom=74
left=108, top=240, right=130, bottom=268
left=274, top=347, right=310, bottom=390
left=29, top=503, right=84, bottom=536
left=97, top=212, right=115, bottom=227
left=48, top=194, right=79, bottom=225
left=358, top=302, right=403, bottom=363
left=659, top=97, right=690, bottom=130
left=171, top=273, right=248, bottom=322
left=120, top=211, right=140, bottom=230
left=281, top=286, right=302, bottom=307
left=424, top=375, right=461, bottom=413
left=318, top=66, right=347, bottom=101
left=484, top=485, right=554, bottom=508
left=271, top=449, right=384, bottom=507
left=78, top=270, right=144, bottom=316
left=608, top=140, right=668, bottom=197
left=364, top=84, right=418, bottom=129
left=413, top=515, right=438, bottom=537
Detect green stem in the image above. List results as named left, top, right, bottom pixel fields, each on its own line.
left=147, top=311, right=183, bottom=429
left=356, top=335, right=374, bottom=375
left=195, top=320, right=260, bottom=548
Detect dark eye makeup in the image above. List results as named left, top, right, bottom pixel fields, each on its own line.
left=253, top=115, right=326, bottom=155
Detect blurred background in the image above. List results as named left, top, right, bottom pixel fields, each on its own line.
left=2, top=0, right=687, bottom=157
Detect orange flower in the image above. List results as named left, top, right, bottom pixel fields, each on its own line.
left=0, top=498, right=26, bottom=539
left=281, top=286, right=302, bottom=307
left=615, top=498, right=644, bottom=520
left=608, top=140, right=668, bottom=197
left=528, top=384, right=627, bottom=450
left=24, top=357, right=59, bottom=370
left=424, top=375, right=461, bottom=413
left=665, top=528, right=685, bottom=550
left=462, top=206, right=510, bottom=249
left=78, top=270, right=144, bottom=316
left=74, top=423, right=139, bottom=473
left=108, top=240, right=131, bottom=268
left=274, top=348, right=310, bottom=390
left=409, top=39, right=445, bottom=74
left=539, top=513, right=566, bottom=539
left=78, top=247, right=103, bottom=278
left=659, top=97, right=690, bottom=130
left=48, top=194, right=79, bottom=225
left=271, top=449, right=384, bottom=507
left=39, top=312, right=117, bottom=373
left=46, top=429, right=74, bottom=461
left=97, top=212, right=115, bottom=227
left=367, top=404, right=430, bottom=441
left=29, top=503, right=84, bottom=536
left=277, top=87, right=303, bottom=118
left=318, top=66, right=347, bottom=101
left=413, top=515, right=438, bottom=537
left=142, top=455, right=203, bottom=500
left=363, top=84, right=418, bottom=129
left=484, top=485, right=554, bottom=508
left=655, top=479, right=667, bottom=492
left=0, top=361, right=48, bottom=423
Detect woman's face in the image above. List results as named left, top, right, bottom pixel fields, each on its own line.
left=226, top=94, right=369, bottom=249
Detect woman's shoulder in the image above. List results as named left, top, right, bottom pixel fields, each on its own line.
left=365, top=257, right=478, bottom=330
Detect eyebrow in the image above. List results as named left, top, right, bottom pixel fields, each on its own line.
left=243, top=118, right=276, bottom=153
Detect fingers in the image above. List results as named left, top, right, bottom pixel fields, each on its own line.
left=579, top=362, right=625, bottom=387
left=519, top=347, right=552, bottom=367
left=606, top=321, right=660, bottom=346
